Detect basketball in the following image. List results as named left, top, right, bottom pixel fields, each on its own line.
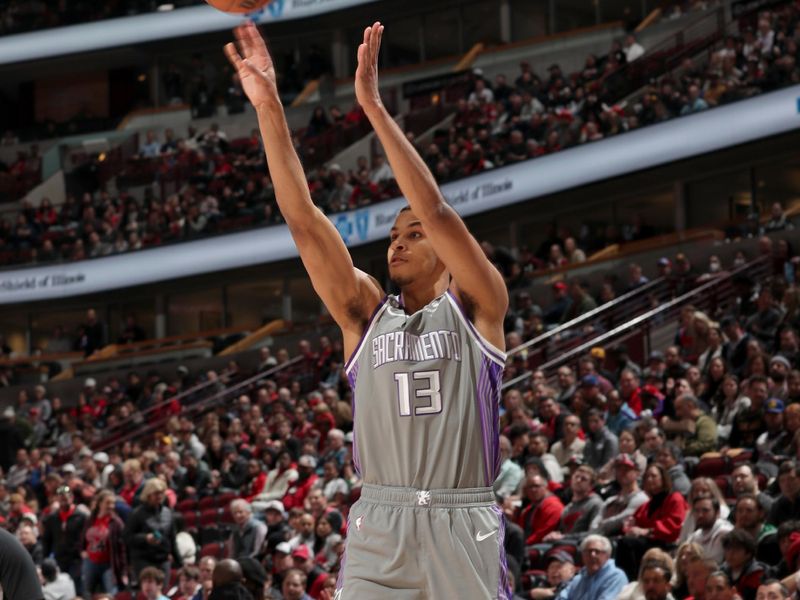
left=205, top=0, right=273, bottom=14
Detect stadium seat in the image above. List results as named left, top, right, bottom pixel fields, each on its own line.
left=199, top=509, right=220, bottom=527
left=215, top=492, right=237, bottom=508
left=693, top=456, right=728, bottom=478
left=176, top=499, right=198, bottom=513
left=200, top=542, right=226, bottom=559
left=199, top=525, right=226, bottom=545
left=198, top=496, right=217, bottom=511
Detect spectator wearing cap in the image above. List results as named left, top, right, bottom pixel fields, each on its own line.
left=93, top=452, right=112, bottom=489
left=282, top=455, right=318, bottom=511
left=551, top=415, right=586, bottom=476
left=518, top=473, right=564, bottom=545
left=80, top=489, right=127, bottom=597
left=42, top=484, right=87, bottom=592
left=545, top=465, right=603, bottom=541
left=756, top=399, right=791, bottom=471
left=583, top=409, right=619, bottom=471
left=554, top=534, right=627, bottom=600
left=124, top=477, right=182, bottom=587
left=615, top=463, right=687, bottom=581
left=530, top=550, right=577, bottom=599
left=229, top=499, right=267, bottom=560
left=591, top=453, right=648, bottom=537
left=545, top=282, right=572, bottom=326
left=769, top=356, right=792, bottom=399
left=577, top=374, right=607, bottom=412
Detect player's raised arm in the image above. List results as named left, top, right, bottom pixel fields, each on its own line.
left=225, top=23, right=382, bottom=339
left=355, top=22, right=508, bottom=347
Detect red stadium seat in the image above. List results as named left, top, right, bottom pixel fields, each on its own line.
left=198, top=496, right=217, bottom=511
left=216, top=492, right=237, bottom=509
left=693, top=456, right=728, bottom=478
left=181, top=511, right=199, bottom=529
left=200, top=509, right=220, bottom=527
left=176, top=499, right=198, bottom=513
left=200, top=542, right=226, bottom=559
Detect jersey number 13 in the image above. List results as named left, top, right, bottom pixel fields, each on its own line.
left=394, top=371, right=442, bottom=416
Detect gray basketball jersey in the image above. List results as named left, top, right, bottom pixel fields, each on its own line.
left=344, top=290, right=506, bottom=490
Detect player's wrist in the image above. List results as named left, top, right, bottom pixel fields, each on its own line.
left=254, top=97, right=283, bottom=114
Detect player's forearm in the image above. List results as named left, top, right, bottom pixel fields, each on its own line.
left=364, top=104, right=445, bottom=220
left=254, top=103, right=321, bottom=227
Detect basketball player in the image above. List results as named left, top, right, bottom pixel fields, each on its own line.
left=225, top=21, right=510, bottom=598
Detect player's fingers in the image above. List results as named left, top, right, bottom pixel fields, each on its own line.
left=224, top=42, right=244, bottom=71
left=370, top=21, right=381, bottom=57
left=235, top=24, right=255, bottom=60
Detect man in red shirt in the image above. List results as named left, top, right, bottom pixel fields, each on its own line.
left=517, top=473, right=564, bottom=545
left=282, top=456, right=319, bottom=511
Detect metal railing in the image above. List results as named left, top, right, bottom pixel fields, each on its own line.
left=503, top=254, right=772, bottom=389
left=92, top=355, right=304, bottom=452
left=508, top=276, right=670, bottom=370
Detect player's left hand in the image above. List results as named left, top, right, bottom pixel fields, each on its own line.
left=355, top=21, right=384, bottom=111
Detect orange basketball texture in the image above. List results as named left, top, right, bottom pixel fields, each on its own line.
left=205, top=0, right=274, bottom=13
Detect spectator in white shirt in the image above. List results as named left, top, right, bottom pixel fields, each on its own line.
left=686, top=496, right=733, bottom=564
left=368, top=154, right=394, bottom=184
left=624, top=34, right=646, bottom=63
left=468, top=78, right=494, bottom=104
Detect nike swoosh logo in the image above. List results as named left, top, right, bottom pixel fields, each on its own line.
left=476, top=530, right=497, bottom=542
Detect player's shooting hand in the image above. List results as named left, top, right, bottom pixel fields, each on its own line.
left=224, top=21, right=279, bottom=110
left=355, top=21, right=384, bottom=111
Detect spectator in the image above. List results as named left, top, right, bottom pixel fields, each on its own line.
left=40, top=558, right=75, bottom=600
left=554, top=534, right=627, bottom=600
left=561, top=281, right=598, bottom=323
left=615, top=463, right=688, bottom=580
left=139, top=565, right=169, bottom=600
left=733, top=493, right=774, bottom=546
left=624, top=34, right=646, bottom=63
left=636, top=558, right=673, bottom=600
left=17, top=522, right=43, bottom=564
left=544, top=465, right=603, bottom=541
left=550, top=415, right=585, bottom=475
left=583, top=409, right=619, bottom=470
left=705, top=570, right=738, bottom=600
left=494, top=435, right=523, bottom=500
left=686, top=496, right=734, bottom=563
left=41, top=485, right=86, bottom=593
left=590, top=453, right=648, bottom=537
left=661, top=394, right=718, bottom=457
left=655, top=443, right=692, bottom=496
left=281, top=567, right=312, bottom=600
left=124, top=478, right=182, bottom=586
left=721, top=529, right=765, bottom=600
left=80, top=489, right=127, bottom=596
left=518, top=473, right=564, bottom=545
left=530, top=550, right=577, bottom=600
left=229, top=499, right=267, bottom=559
left=140, top=131, right=162, bottom=158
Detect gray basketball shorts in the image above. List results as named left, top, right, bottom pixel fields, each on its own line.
left=334, top=484, right=511, bottom=599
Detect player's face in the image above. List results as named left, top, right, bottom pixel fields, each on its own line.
left=388, top=210, right=444, bottom=287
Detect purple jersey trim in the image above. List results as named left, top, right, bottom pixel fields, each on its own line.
left=477, top=357, right=504, bottom=485
left=347, top=361, right=362, bottom=476
left=444, top=290, right=506, bottom=366
left=344, top=296, right=389, bottom=374
left=492, top=504, right=512, bottom=600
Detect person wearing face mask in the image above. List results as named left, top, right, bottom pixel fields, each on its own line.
left=698, top=255, right=727, bottom=285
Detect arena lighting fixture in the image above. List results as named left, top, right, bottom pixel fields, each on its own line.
left=157, top=4, right=175, bottom=10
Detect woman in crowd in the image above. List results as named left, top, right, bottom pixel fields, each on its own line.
left=615, top=463, right=688, bottom=580
left=672, top=542, right=705, bottom=599
left=81, top=489, right=127, bottom=596
left=700, top=356, right=728, bottom=405
left=712, top=374, right=750, bottom=442
left=123, top=477, right=181, bottom=586
left=617, top=547, right=675, bottom=600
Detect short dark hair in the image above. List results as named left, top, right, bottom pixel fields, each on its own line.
left=777, top=520, right=800, bottom=542
left=722, top=528, right=757, bottom=556
left=180, top=565, right=200, bottom=582
left=639, top=558, right=672, bottom=583
left=41, top=559, right=58, bottom=583
left=759, top=579, right=790, bottom=597
left=140, top=566, right=166, bottom=585
left=778, top=460, right=799, bottom=478
left=693, top=495, right=720, bottom=513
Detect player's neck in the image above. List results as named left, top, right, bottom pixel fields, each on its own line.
left=399, top=278, right=449, bottom=314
